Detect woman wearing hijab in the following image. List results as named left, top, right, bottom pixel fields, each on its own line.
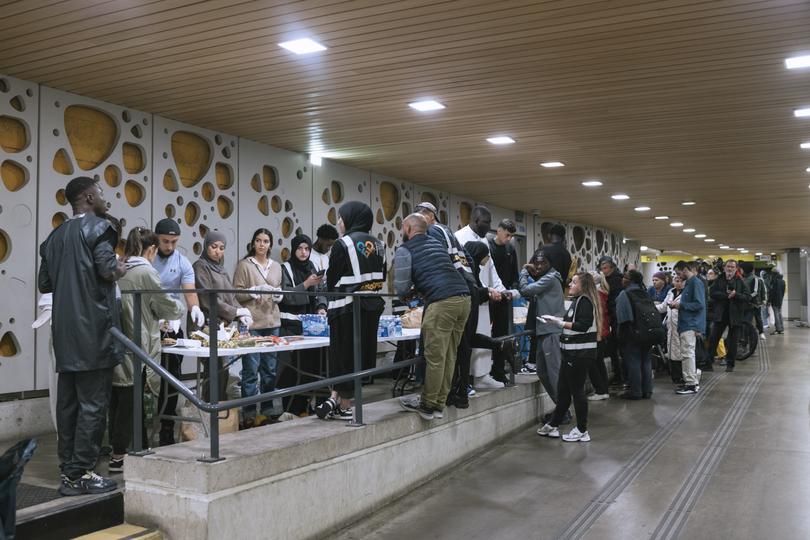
left=193, top=231, right=253, bottom=401
left=316, top=202, right=386, bottom=420
left=464, top=242, right=510, bottom=355
left=278, top=234, right=327, bottom=415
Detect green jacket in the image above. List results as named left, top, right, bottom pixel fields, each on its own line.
left=116, top=257, right=184, bottom=389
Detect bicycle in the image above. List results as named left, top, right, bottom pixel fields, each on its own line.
left=736, top=319, right=759, bottom=361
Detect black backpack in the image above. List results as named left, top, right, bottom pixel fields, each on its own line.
left=626, top=289, right=666, bottom=346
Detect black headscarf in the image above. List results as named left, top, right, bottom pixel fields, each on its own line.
left=338, top=201, right=373, bottom=234
left=464, top=240, right=489, bottom=278
left=289, top=234, right=314, bottom=285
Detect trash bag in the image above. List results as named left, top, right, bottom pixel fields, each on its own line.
left=0, top=439, right=37, bottom=540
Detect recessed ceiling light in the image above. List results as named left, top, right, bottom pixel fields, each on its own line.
left=755, top=252, right=762, bottom=256
left=771, top=252, right=776, bottom=255
left=683, top=228, right=695, bottom=233
left=795, top=108, right=810, bottom=117
left=611, top=194, right=629, bottom=200
left=408, top=99, right=445, bottom=112
left=720, top=246, right=731, bottom=250
left=634, top=206, right=651, bottom=211
left=654, top=215, right=669, bottom=220
left=582, top=180, right=603, bottom=187
left=786, top=55, right=810, bottom=69
left=801, top=142, right=810, bottom=149
left=540, top=161, right=565, bottom=168
left=309, top=152, right=323, bottom=166
left=705, top=238, right=715, bottom=242
left=681, top=201, right=696, bottom=206
left=737, top=248, right=746, bottom=252
left=640, top=245, right=648, bottom=251
left=695, top=234, right=706, bottom=238
left=670, top=222, right=683, bottom=227
left=487, top=136, right=515, bottom=145
left=278, top=38, right=327, bottom=55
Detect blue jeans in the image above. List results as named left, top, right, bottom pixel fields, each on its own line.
left=622, top=342, right=652, bottom=397
left=241, top=327, right=279, bottom=418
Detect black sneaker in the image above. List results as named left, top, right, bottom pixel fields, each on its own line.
left=108, top=457, right=124, bottom=474
left=331, top=406, right=353, bottom=421
left=315, top=397, right=336, bottom=420
left=675, top=385, right=697, bottom=395
left=453, top=390, right=469, bottom=409
left=399, top=396, right=434, bottom=420
left=59, top=471, right=118, bottom=496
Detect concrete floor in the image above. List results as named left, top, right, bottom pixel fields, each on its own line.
left=336, top=327, right=809, bottom=540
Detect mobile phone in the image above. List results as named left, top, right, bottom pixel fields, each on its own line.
left=316, top=269, right=326, bottom=277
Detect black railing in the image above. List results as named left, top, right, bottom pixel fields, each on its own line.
left=113, top=288, right=528, bottom=462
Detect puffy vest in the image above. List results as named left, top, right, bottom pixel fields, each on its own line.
left=561, top=296, right=597, bottom=351
left=327, top=232, right=386, bottom=315
left=402, top=234, right=470, bottom=305
left=427, top=224, right=476, bottom=288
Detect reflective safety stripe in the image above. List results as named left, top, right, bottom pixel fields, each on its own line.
left=561, top=342, right=597, bottom=350
left=438, top=226, right=472, bottom=273
left=280, top=312, right=300, bottom=321
left=328, top=296, right=353, bottom=310
left=335, top=272, right=385, bottom=287
left=561, top=296, right=597, bottom=348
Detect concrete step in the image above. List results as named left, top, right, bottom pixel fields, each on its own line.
left=74, top=523, right=162, bottom=539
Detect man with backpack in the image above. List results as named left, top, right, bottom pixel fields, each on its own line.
left=615, top=270, right=665, bottom=399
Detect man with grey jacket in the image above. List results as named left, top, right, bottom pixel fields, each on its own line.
left=519, top=248, right=565, bottom=406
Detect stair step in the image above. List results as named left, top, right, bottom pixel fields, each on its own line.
left=73, top=523, right=162, bottom=539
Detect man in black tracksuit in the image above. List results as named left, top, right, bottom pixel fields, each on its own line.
left=487, top=219, right=519, bottom=383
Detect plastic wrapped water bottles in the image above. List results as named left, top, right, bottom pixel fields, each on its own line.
left=377, top=315, right=403, bottom=337
left=300, top=314, right=329, bottom=337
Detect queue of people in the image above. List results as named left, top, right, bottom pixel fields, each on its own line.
left=36, top=176, right=781, bottom=496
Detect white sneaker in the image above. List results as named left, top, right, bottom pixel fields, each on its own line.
left=537, top=423, right=560, bottom=438
left=562, top=427, right=591, bottom=442
left=587, top=393, right=609, bottom=401
left=475, top=374, right=505, bottom=390
left=760, top=333, right=767, bottom=341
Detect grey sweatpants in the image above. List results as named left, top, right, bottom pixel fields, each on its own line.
left=535, top=333, right=561, bottom=403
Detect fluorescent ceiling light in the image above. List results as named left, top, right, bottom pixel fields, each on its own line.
left=786, top=55, right=810, bottom=69
left=771, top=252, right=776, bottom=255
left=634, top=206, right=650, bottom=211
left=540, top=161, right=565, bottom=168
left=408, top=99, right=445, bottom=112
left=670, top=222, right=683, bottom=227
left=309, top=152, right=323, bottom=166
left=681, top=201, right=696, bottom=206
left=611, top=194, right=629, bottom=200
left=756, top=252, right=763, bottom=256
left=581, top=180, right=602, bottom=187
left=487, top=136, right=515, bottom=145
left=640, top=245, right=648, bottom=251
left=278, top=38, right=327, bottom=55
left=801, top=142, right=810, bottom=149
left=737, top=248, right=746, bottom=251
left=795, top=108, right=810, bottom=117
left=695, top=234, right=706, bottom=238
left=740, top=250, right=749, bottom=253
left=720, top=246, right=731, bottom=250
left=705, top=239, right=715, bottom=242
left=683, top=228, right=695, bottom=233
left=654, top=215, right=669, bottom=220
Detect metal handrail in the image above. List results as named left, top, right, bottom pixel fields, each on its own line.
left=115, top=287, right=524, bottom=462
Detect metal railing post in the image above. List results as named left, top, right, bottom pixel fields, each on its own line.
left=200, top=291, right=224, bottom=462
left=507, top=299, right=516, bottom=386
left=348, top=303, right=364, bottom=427
left=129, top=293, right=153, bottom=456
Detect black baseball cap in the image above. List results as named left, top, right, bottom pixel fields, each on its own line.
left=155, top=218, right=181, bottom=236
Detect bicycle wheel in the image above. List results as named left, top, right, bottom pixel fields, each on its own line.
left=736, top=323, right=756, bottom=361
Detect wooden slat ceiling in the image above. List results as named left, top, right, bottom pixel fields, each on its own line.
left=2, top=0, right=810, bottom=253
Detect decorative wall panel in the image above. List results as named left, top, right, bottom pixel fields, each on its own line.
left=238, top=138, right=311, bottom=264
left=0, top=74, right=38, bottom=392
left=413, top=184, right=450, bottom=227
left=38, top=86, right=153, bottom=390
left=313, top=159, right=370, bottom=236
left=449, top=194, right=475, bottom=232
left=370, top=173, right=411, bottom=266
left=152, top=116, right=237, bottom=263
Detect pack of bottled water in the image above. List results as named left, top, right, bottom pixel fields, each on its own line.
left=377, top=315, right=403, bottom=337
left=300, top=314, right=329, bottom=337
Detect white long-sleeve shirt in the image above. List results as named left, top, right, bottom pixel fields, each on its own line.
left=455, top=225, right=509, bottom=293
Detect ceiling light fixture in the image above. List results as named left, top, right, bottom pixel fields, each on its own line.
left=795, top=108, right=810, bottom=117
left=654, top=215, right=669, bottom=220
left=695, top=234, right=706, bottom=238
left=801, top=142, right=810, bottom=149
left=756, top=252, right=763, bottom=256
left=786, top=55, right=810, bottom=69
left=683, top=228, right=695, bottom=233
left=408, top=99, right=445, bottom=112
left=309, top=152, right=323, bottom=166
left=640, top=246, right=648, bottom=251
left=771, top=252, right=776, bottom=255
left=611, top=194, right=629, bottom=200
left=705, top=239, right=715, bottom=242
left=487, top=136, right=515, bottom=145
left=581, top=180, right=603, bottom=187
left=720, top=246, right=731, bottom=250
left=634, top=206, right=651, bottom=211
left=670, top=222, right=683, bottom=227
left=681, top=201, right=696, bottom=206
left=278, top=38, right=327, bottom=54
left=540, top=161, right=565, bottom=168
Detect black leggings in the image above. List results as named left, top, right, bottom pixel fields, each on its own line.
left=550, top=350, right=594, bottom=432
left=329, top=307, right=384, bottom=399
left=588, top=341, right=609, bottom=395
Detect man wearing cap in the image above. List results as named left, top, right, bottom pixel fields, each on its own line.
left=599, top=256, right=625, bottom=384
left=151, top=218, right=205, bottom=445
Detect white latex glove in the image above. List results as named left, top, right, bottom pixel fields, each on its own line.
left=167, top=319, right=181, bottom=333
left=540, top=315, right=565, bottom=328
left=32, top=306, right=52, bottom=329
left=190, top=305, right=205, bottom=327
left=270, top=286, right=284, bottom=303
left=239, top=315, right=254, bottom=328
left=236, top=307, right=251, bottom=319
